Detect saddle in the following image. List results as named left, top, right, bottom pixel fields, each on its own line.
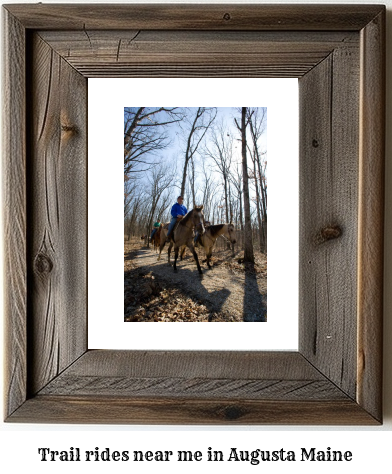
left=166, top=216, right=183, bottom=242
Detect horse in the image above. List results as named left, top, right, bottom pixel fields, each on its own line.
left=158, top=206, right=205, bottom=275
left=170, top=206, right=205, bottom=275
left=198, top=223, right=237, bottom=269
left=152, top=225, right=162, bottom=252
left=157, top=223, right=169, bottom=261
left=157, top=224, right=186, bottom=260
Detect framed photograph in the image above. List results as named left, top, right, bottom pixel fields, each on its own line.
left=3, top=4, right=384, bottom=424
left=88, top=79, right=298, bottom=351
left=122, top=105, right=269, bottom=324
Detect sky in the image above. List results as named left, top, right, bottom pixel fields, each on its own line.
left=124, top=106, right=267, bottom=220
left=124, top=106, right=267, bottom=169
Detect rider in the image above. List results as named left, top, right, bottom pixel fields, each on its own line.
left=150, top=218, right=161, bottom=242
left=167, top=195, right=187, bottom=241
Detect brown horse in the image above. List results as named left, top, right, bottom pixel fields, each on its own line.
left=158, top=206, right=205, bottom=275
left=199, top=223, right=237, bottom=269
left=157, top=223, right=169, bottom=260
left=170, top=206, right=205, bottom=275
left=152, top=225, right=162, bottom=252
left=157, top=222, right=188, bottom=261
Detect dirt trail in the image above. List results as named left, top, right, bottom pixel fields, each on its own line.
left=125, top=241, right=267, bottom=322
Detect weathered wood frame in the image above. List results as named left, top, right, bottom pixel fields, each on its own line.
left=3, top=4, right=385, bottom=424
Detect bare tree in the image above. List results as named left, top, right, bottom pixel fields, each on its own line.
left=235, top=107, right=254, bottom=263
left=200, top=159, right=219, bottom=222
left=144, top=162, right=175, bottom=247
left=124, top=107, right=184, bottom=175
left=124, top=186, right=149, bottom=239
left=190, top=155, right=197, bottom=207
left=155, top=190, right=172, bottom=222
left=230, top=164, right=243, bottom=232
left=247, top=107, right=267, bottom=253
left=180, top=107, right=217, bottom=197
left=204, top=121, right=233, bottom=225
left=124, top=176, right=147, bottom=239
left=124, top=107, right=183, bottom=242
left=124, top=175, right=139, bottom=218
left=249, top=159, right=264, bottom=252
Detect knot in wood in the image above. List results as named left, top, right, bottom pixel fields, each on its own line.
left=223, top=12, right=231, bottom=21
left=223, top=405, right=243, bottom=420
left=312, top=139, right=319, bottom=148
left=34, top=252, right=53, bottom=274
left=61, top=124, right=77, bottom=134
left=315, top=225, right=342, bottom=244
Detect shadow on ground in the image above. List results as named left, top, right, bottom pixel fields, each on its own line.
left=244, top=262, right=267, bottom=322
left=125, top=247, right=266, bottom=322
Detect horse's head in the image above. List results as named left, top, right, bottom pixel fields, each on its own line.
left=193, top=205, right=205, bottom=235
left=227, top=223, right=237, bottom=244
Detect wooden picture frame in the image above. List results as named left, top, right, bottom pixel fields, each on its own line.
left=3, top=4, right=385, bottom=424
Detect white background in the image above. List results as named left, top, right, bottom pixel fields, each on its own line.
left=1, top=0, right=391, bottom=473
left=88, top=78, right=299, bottom=350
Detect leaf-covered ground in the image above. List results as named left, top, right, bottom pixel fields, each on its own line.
left=124, top=238, right=267, bottom=322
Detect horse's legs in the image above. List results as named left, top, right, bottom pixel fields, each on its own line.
left=188, top=243, right=202, bottom=275
left=207, top=248, right=213, bottom=269
left=173, top=246, right=179, bottom=272
left=180, top=246, right=186, bottom=261
left=158, top=240, right=166, bottom=261
left=167, top=242, right=173, bottom=265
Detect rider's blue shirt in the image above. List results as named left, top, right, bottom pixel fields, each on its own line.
left=171, top=202, right=187, bottom=218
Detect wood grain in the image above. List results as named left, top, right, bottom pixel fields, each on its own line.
left=37, top=351, right=346, bottom=400
left=9, top=396, right=379, bottom=425
left=28, top=33, right=87, bottom=395
left=8, top=351, right=377, bottom=424
left=2, top=4, right=385, bottom=425
left=357, top=10, right=385, bottom=423
left=299, top=41, right=360, bottom=399
left=39, top=376, right=347, bottom=400
left=2, top=9, right=27, bottom=419
left=39, top=30, right=358, bottom=78
left=56, top=350, right=325, bottom=379
left=4, top=4, right=383, bottom=31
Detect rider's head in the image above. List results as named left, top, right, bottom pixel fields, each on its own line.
left=177, top=196, right=184, bottom=204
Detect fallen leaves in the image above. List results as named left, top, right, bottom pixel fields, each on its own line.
left=124, top=238, right=266, bottom=322
left=125, top=271, right=213, bottom=322
left=124, top=266, right=237, bottom=322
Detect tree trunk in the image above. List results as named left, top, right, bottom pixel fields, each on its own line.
left=257, top=159, right=267, bottom=254
left=253, top=156, right=264, bottom=252
left=190, top=156, right=196, bottom=207
left=240, top=107, right=254, bottom=263
left=180, top=107, right=215, bottom=197
left=180, top=155, right=190, bottom=198
left=146, top=201, right=158, bottom=248
left=227, top=180, right=234, bottom=253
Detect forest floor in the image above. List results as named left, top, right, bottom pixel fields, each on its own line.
left=124, top=237, right=267, bottom=322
